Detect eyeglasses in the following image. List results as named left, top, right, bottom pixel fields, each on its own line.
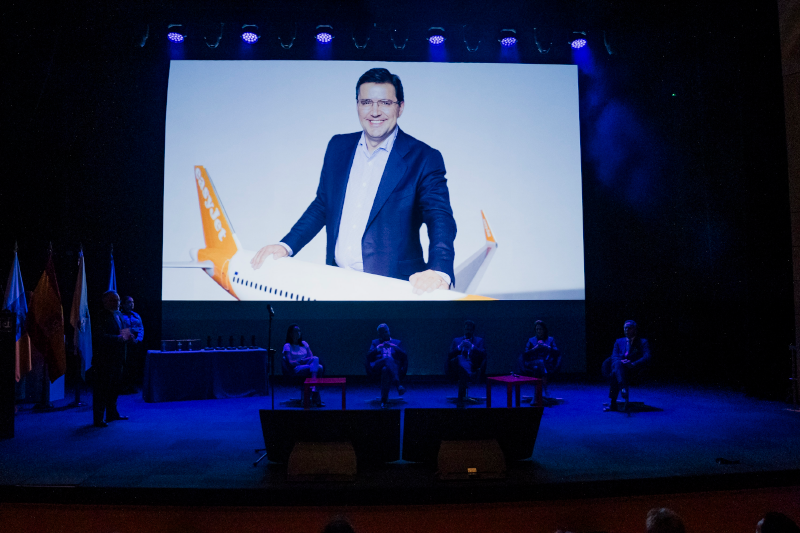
left=358, top=99, right=400, bottom=109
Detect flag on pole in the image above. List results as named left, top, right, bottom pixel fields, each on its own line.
left=28, top=247, right=66, bottom=383
left=70, top=248, right=92, bottom=379
left=3, top=244, right=32, bottom=382
left=108, top=244, right=117, bottom=292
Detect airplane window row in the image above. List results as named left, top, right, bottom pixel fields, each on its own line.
left=232, top=276, right=315, bottom=301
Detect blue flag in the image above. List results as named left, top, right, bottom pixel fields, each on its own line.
left=3, top=247, right=32, bottom=381
left=108, top=246, right=117, bottom=292
left=70, top=250, right=93, bottom=378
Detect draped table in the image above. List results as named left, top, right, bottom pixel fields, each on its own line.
left=143, top=348, right=268, bottom=402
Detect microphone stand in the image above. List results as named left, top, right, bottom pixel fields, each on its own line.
left=267, top=305, right=275, bottom=410
left=255, top=304, right=276, bottom=467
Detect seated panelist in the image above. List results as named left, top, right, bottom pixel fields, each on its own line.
left=365, top=323, right=407, bottom=408
left=603, top=320, right=650, bottom=412
left=283, top=323, right=324, bottom=407
left=518, top=320, right=560, bottom=396
left=447, top=320, right=487, bottom=407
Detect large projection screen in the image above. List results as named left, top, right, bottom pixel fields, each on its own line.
left=162, top=60, right=585, bottom=302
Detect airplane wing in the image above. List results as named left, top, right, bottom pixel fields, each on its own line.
left=453, top=211, right=498, bottom=294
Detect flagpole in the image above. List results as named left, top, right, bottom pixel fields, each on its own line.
left=68, top=245, right=86, bottom=407
left=34, top=243, right=55, bottom=411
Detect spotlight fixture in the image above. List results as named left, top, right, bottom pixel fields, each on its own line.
left=352, top=22, right=374, bottom=49
left=427, top=27, right=445, bottom=45
left=167, top=24, right=186, bottom=43
left=204, top=23, right=224, bottom=49
left=315, top=25, right=333, bottom=43
left=390, top=25, right=409, bottom=50
left=603, top=30, right=615, bottom=55
left=277, top=22, right=297, bottom=49
left=241, top=24, right=260, bottom=44
left=498, top=28, right=517, bottom=47
left=570, top=31, right=587, bottom=49
left=462, top=25, right=480, bottom=52
left=534, top=27, right=551, bottom=53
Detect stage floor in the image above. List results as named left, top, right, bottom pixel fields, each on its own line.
left=1, top=380, right=798, bottom=505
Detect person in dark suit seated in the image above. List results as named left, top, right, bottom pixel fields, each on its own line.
left=366, top=323, right=407, bottom=408
left=447, top=320, right=487, bottom=408
left=282, top=324, right=324, bottom=407
left=517, top=320, right=561, bottom=396
left=603, top=320, right=650, bottom=411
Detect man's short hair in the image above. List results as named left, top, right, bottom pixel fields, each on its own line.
left=356, top=68, right=404, bottom=103
left=464, top=319, right=475, bottom=330
left=377, top=323, right=390, bottom=334
left=624, top=320, right=637, bottom=328
left=646, top=508, right=685, bottom=533
left=102, top=290, right=119, bottom=302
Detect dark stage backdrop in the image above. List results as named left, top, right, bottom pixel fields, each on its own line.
left=0, top=1, right=792, bottom=396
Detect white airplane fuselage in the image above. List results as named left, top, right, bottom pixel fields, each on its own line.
left=225, top=249, right=473, bottom=301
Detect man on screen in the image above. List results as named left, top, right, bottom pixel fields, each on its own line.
left=250, top=68, right=457, bottom=294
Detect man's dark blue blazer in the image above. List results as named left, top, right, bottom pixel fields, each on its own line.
left=281, top=128, right=457, bottom=284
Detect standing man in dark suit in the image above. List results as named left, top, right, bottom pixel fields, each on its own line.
left=92, top=290, right=131, bottom=427
left=604, top=320, right=651, bottom=411
left=366, top=323, right=407, bottom=408
left=447, top=320, right=487, bottom=407
left=251, top=67, right=457, bottom=295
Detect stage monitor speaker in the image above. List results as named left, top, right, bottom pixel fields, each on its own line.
left=403, top=407, right=544, bottom=464
left=287, top=441, right=357, bottom=481
left=438, top=439, right=506, bottom=480
left=0, top=310, right=16, bottom=439
left=259, top=409, right=401, bottom=466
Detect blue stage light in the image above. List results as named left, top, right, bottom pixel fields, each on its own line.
left=167, top=32, right=184, bottom=43
left=571, top=38, right=587, bottom=49
left=428, top=34, right=445, bottom=45
left=167, top=24, right=186, bottom=43
left=316, top=32, right=332, bottom=43
left=500, top=36, right=517, bottom=47
left=242, top=31, right=258, bottom=43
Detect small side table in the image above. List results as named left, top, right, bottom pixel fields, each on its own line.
left=486, top=375, right=542, bottom=408
left=303, top=377, right=347, bottom=410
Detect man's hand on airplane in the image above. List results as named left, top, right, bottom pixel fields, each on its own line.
left=409, top=269, right=448, bottom=295
left=251, top=244, right=288, bottom=269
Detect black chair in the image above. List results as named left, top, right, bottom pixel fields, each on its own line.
left=518, top=349, right=562, bottom=399
left=601, top=356, right=648, bottom=412
left=445, top=353, right=487, bottom=405
left=280, top=353, right=325, bottom=408
left=364, top=351, right=408, bottom=406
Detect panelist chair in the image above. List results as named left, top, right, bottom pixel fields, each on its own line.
left=280, top=353, right=312, bottom=408
left=364, top=352, right=409, bottom=407
left=445, top=355, right=488, bottom=405
left=601, top=356, right=648, bottom=413
left=519, top=352, right=562, bottom=404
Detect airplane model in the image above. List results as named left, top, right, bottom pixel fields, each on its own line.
left=163, top=166, right=497, bottom=301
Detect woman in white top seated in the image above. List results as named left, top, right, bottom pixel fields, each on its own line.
left=283, top=324, right=324, bottom=406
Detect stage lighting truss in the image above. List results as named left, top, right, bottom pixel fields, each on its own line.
left=570, top=31, right=587, bottom=49
left=204, top=23, right=224, bottom=49
left=427, top=27, right=445, bottom=45
left=462, top=25, right=480, bottom=52
left=534, top=27, right=551, bottom=53
left=277, top=22, right=297, bottom=49
left=352, top=22, right=374, bottom=49
left=167, top=24, right=186, bottom=43
left=241, top=24, right=260, bottom=44
left=498, top=28, right=517, bottom=47
left=315, top=25, right=334, bottom=44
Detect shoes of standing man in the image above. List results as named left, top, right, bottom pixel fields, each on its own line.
left=603, top=400, right=618, bottom=412
left=397, top=385, right=406, bottom=396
